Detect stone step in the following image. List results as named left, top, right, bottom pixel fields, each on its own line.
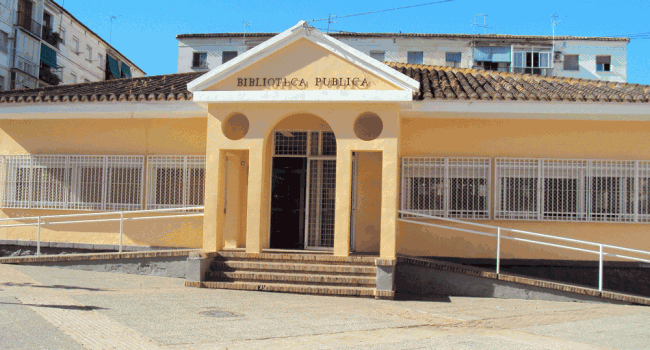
left=213, top=251, right=378, bottom=266
left=207, top=270, right=376, bottom=287
left=185, top=280, right=377, bottom=298
left=210, top=261, right=377, bottom=276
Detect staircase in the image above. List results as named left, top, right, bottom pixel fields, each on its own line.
left=185, top=251, right=387, bottom=298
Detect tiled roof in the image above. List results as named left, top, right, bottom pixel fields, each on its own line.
left=177, top=32, right=629, bottom=43
left=0, top=72, right=203, bottom=103
left=389, top=62, right=650, bottom=103
left=0, top=64, right=648, bottom=105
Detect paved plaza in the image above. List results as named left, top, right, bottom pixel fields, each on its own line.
left=1, top=263, right=649, bottom=349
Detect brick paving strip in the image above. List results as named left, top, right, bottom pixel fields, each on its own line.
left=0, top=264, right=162, bottom=350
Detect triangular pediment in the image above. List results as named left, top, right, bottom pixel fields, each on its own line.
left=188, top=21, right=418, bottom=103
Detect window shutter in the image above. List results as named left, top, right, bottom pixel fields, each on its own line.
left=491, top=47, right=511, bottom=62
left=222, top=51, right=238, bottom=64
left=474, top=47, right=492, bottom=61
left=596, top=56, right=611, bottom=64
left=407, top=51, right=423, bottom=64
left=106, top=54, right=120, bottom=79
left=564, top=55, right=579, bottom=71
left=121, top=64, right=131, bottom=78
left=40, top=43, right=57, bottom=68
left=446, top=52, right=462, bottom=62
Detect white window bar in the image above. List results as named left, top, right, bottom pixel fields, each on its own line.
left=146, top=155, right=205, bottom=210
left=401, top=157, right=491, bottom=220
left=273, top=130, right=337, bottom=157
left=494, top=158, right=539, bottom=220
left=496, top=158, right=646, bottom=223
left=639, top=161, right=650, bottom=223
left=1, top=155, right=144, bottom=211
left=273, top=131, right=308, bottom=156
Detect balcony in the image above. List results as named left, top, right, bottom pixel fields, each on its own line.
left=42, top=26, right=61, bottom=48
left=16, top=11, right=41, bottom=38
left=38, top=64, right=60, bottom=86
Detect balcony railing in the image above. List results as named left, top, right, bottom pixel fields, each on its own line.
left=16, top=11, right=41, bottom=38
left=38, top=65, right=60, bottom=86
left=41, top=26, right=60, bottom=48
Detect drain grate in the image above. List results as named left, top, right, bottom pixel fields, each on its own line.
left=200, top=309, right=241, bottom=318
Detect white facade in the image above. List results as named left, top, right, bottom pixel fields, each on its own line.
left=177, top=33, right=628, bottom=83
left=0, top=0, right=144, bottom=91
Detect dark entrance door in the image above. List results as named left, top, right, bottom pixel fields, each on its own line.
left=270, top=157, right=307, bottom=249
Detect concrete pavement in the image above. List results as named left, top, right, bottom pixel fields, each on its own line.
left=0, top=263, right=648, bottom=349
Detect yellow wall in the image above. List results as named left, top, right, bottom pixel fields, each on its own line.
left=207, top=38, right=399, bottom=92
left=203, top=103, right=401, bottom=257
left=353, top=151, right=382, bottom=253
left=0, top=118, right=207, bottom=248
left=0, top=118, right=206, bottom=155
left=398, top=117, right=650, bottom=260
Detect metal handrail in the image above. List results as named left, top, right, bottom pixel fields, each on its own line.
left=16, top=11, right=41, bottom=38
left=397, top=210, right=650, bottom=292
left=0, top=206, right=204, bottom=256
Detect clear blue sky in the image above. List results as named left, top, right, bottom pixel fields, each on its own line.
left=59, top=0, right=650, bottom=84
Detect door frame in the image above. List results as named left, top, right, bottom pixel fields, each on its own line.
left=267, top=129, right=337, bottom=251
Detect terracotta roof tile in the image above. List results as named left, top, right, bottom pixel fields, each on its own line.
left=0, top=72, right=203, bottom=104
left=0, top=63, right=648, bottom=106
left=177, top=32, right=629, bottom=43
left=388, top=62, right=650, bottom=103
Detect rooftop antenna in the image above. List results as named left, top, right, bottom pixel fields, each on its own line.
left=243, top=21, right=251, bottom=49
left=109, top=15, right=121, bottom=44
left=551, top=13, right=563, bottom=51
left=326, top=14, right=337, bottom=33
left=470, top=14, right=495, bottom=68
left=471, top=14, right=493, bottom=35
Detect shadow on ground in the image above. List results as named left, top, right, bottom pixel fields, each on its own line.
left=1, top=282, right=110, bottom=292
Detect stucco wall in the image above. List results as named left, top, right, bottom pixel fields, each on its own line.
left=203, top=103, right=400, bottom=257
left=398, top=117, right=650, bottom=260
left=0, top=118, right=207, bottom=248
left=353, top=151, right=382, bottom=253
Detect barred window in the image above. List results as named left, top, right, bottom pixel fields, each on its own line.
left=496, top=158, right=645, bottom=222
left=401, top=157, right=490, bottom=219
left=146, top=156, right=205, bottom=209
left=273, top=130, right=336, bottom=157
left=1, top=155, right=144, bottom=210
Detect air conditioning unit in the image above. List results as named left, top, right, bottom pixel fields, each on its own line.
left=554, top=51, right=563, bottom=62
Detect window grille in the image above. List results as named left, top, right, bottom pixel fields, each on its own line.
left=273, top=131, right=336, bottom=157
left=401, top=157, right=491, bottom=219
left=1, top=155, right=144, bottom=210
left=306, top=159, right=336, bottom=248
left=273, top=131, right=308, bottom=156
left=146, top=156, right=205, bottom=209
left=496, top=158, right=647, bottom=223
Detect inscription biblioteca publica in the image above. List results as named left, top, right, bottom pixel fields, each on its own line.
left=236, top=77, right=370, bottom=88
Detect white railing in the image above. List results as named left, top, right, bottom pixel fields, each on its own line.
left=397, top=210, right=650, bottom=292
left=0, top=206, right=204, bottom=256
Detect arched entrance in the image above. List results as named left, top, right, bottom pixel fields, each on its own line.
left=268, top=114, right=338, bottom=250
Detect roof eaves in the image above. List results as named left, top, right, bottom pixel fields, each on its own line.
left=176, top=32, right=630, bottom=43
